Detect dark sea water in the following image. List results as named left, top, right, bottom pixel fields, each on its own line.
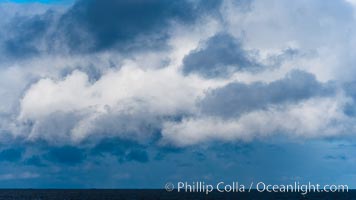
left=0, top=189, right=354, bottom=200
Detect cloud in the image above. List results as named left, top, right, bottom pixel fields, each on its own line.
left=0, top=2, right=67, bottom=60
left=0, top=0, right=223, bottom=58
left=3, top=10, right=54, bottom=58
left=3, top=0, right=356, bottom=188
left=162, top=96, right=352, bottom=146
left=45, top=146, right=86, bottom=165
left=0, top=172, right=39, bottom=180
left=342, top=81, right=356, bottom=116
left=17, top=66, right=222, bottom=143
left=1, top=0, right=356, bottom=149
left=324, top=154, right=347, bottom=161
left=9, top=138, right=152, bottom=166
left=182, top=33, right=260, bottom=78
left=58, top=0, right=199, bottom=52
left=91, top=138, right=149, bottom=163
left=222, top=0, right=356, bottom=82
left=199, top=70, right=335, bottom=118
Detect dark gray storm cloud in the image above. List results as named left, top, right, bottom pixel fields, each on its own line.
left=199, top=70, right=335, bottom=118
left=182, top=33, right=260, bottom=78
left=59, top=0, right=192, bottom=52
left=1, top=0, right=222, bottom=58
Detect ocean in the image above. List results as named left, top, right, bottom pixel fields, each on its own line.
left=0, top=189, right=354, bottom=200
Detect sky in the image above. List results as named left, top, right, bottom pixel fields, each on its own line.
left=1, top=0, right=356, bottom=188
left=0, top=0, right=71, bottom=4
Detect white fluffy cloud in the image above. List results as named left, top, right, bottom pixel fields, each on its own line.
left=18, top=65, right=226, bottom=142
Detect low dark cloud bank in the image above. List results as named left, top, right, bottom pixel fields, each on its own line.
left=199, top=70, right=335, bottom=118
